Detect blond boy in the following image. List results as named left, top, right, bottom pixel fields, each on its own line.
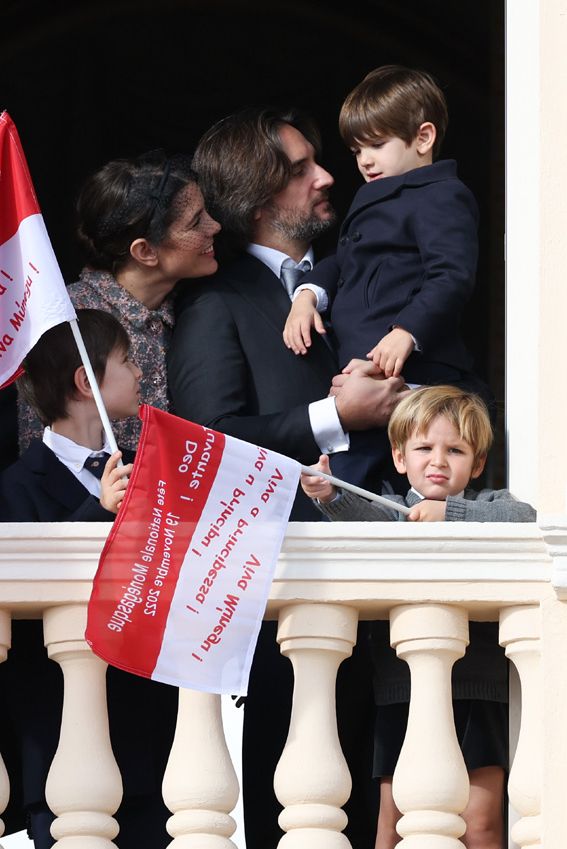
left=302, top=386, right=535, bottom=849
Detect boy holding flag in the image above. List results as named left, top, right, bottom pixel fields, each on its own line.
left=0, top=310, right=177, bottom=849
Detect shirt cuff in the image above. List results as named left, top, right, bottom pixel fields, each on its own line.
left=308, top=397, right=349, bottom=454
left=392, top=325, right=421, bottom=352
left=294, top=284, right=328, bottom=312
left=318, top=489, right=344, bottom=505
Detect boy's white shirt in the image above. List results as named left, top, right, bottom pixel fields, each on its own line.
left=293, top=281, right=328, bottom=312
left=247, top=243, right=349, bottom=454
left=43, top=427, right=112, bottom=498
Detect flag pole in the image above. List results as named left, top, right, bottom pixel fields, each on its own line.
left=300, top=465, right=411, bottom=516
left=69, top=319, right=121, bottom=459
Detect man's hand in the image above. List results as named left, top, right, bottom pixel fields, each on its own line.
left=283, top=290, right=326, bottom=355
left=332, top=371, right=409, bottom=430
left=407, top=500, right=447, bottom=522
left=367, top=328, right=414, bottom=377
left=300, top=454, right=337, bottom=503
left=100, top=451, right=133, bottom=514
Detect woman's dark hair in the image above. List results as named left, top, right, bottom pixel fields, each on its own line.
left=19, top=309, right=130, bottom=425
left=193, top=107, right=322, bottom=250
left=76, top=152, right=197, bottom=273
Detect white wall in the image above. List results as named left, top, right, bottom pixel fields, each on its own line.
left=506, top=0, right=567, bottom=512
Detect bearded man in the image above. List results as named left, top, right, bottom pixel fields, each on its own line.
left=168, top=107, right=404, bottom=849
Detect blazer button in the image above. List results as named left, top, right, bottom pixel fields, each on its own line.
left=339, top=236, right=348, bottom=246
left=351, top=231, right=362, bottom=242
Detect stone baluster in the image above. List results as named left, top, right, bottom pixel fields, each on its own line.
left=0, top=610, right=11, bottom=841
left=389, top=603, right=470, bottom=848
left=162, top=689, right=239, bottom=848
left=43, top=604, right=122, bottom=848
left=499, top=604, right=542, bottom=849
left=274, top=602, right=358, bottom=849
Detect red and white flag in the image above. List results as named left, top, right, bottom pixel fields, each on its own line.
left=86, top=405, right=301, bottom=695
left=0, top=111, right=76, bottom=389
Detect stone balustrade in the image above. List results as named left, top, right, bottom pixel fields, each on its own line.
left=0, top=517, right=566, bottom=848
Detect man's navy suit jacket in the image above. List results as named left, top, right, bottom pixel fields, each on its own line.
left=168, top=252, right=378, bottom=849
left=168, top=253, right=339, bottom=520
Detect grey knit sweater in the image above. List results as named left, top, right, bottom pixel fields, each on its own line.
left=318, top=486, right=536, bottom=524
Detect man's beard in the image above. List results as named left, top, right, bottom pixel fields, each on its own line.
left=268, top=201, right=336, bottom=242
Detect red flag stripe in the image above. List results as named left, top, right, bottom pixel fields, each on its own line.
left=0, top=112, right=41, bottom=245
left=86, top=405, right=226, bottom=676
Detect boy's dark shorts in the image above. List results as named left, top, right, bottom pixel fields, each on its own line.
left=373, top=698, right=508, bottom=778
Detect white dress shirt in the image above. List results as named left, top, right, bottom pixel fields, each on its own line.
left=247, top=243, right=314, bottom=278
left=247, top=243, right=349, bottom=454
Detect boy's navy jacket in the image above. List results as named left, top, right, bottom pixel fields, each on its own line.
left=0, top=438, right=135, bottom=522
left=304, top=159, right=479, bottom=384
left=0, top=438, right=178, bottom=837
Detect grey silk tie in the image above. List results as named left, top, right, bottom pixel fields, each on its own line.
left=280, top=258, right=311, bottom=299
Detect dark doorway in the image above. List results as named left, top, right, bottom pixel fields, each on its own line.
left=1, top=0, right=505, bottom=479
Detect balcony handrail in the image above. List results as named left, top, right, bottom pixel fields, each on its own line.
left=0, top=518, right=559, bottom=618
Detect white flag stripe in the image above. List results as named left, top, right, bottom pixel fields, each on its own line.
left=0, top=213, right=76, bottom=386
left=152, top=433, right=299, bottom=694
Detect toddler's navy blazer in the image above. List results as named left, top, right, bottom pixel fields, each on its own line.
left=306, top=159, right=480, bottom=386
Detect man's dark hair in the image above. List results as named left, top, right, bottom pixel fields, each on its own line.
left=339, top=65, right=448, bottom=159
left=76, top=152, right=197, bottom=274
left=192, top=107, right=322, bottom=251
left=19, top=309, right=130, bottom=425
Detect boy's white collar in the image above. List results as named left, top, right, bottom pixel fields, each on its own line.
left=409, top=486, right=465, bottom=501
left=43, top=427, right=112, bottom=471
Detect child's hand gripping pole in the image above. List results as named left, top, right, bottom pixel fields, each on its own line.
left=300, top=465, right=411, bottom=516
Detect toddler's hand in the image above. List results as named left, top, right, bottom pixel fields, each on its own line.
left=300, top=454, right=337, bottom=503
left=341, top=358, right=385, bottom=378
left=407, top=500, right=446, bottom=522
left=100, top=451, right=133, bottom=514
left=367, top=327, right=414, bottom=377
left=283, top=290, right=326, bottom=355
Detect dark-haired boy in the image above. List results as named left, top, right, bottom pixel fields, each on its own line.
left=0, top=309, right=177, bottom=849
left=2, top=309, right=138, bottom=522
left=284, top=65, right=490, bottom=491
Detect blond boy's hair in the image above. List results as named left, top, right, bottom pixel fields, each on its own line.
left=387, top=386, right=493, bottom=464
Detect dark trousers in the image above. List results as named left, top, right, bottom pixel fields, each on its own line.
left=2, top=621, right=177, bottom=849
left=242, top=621, right=378, bottom=849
